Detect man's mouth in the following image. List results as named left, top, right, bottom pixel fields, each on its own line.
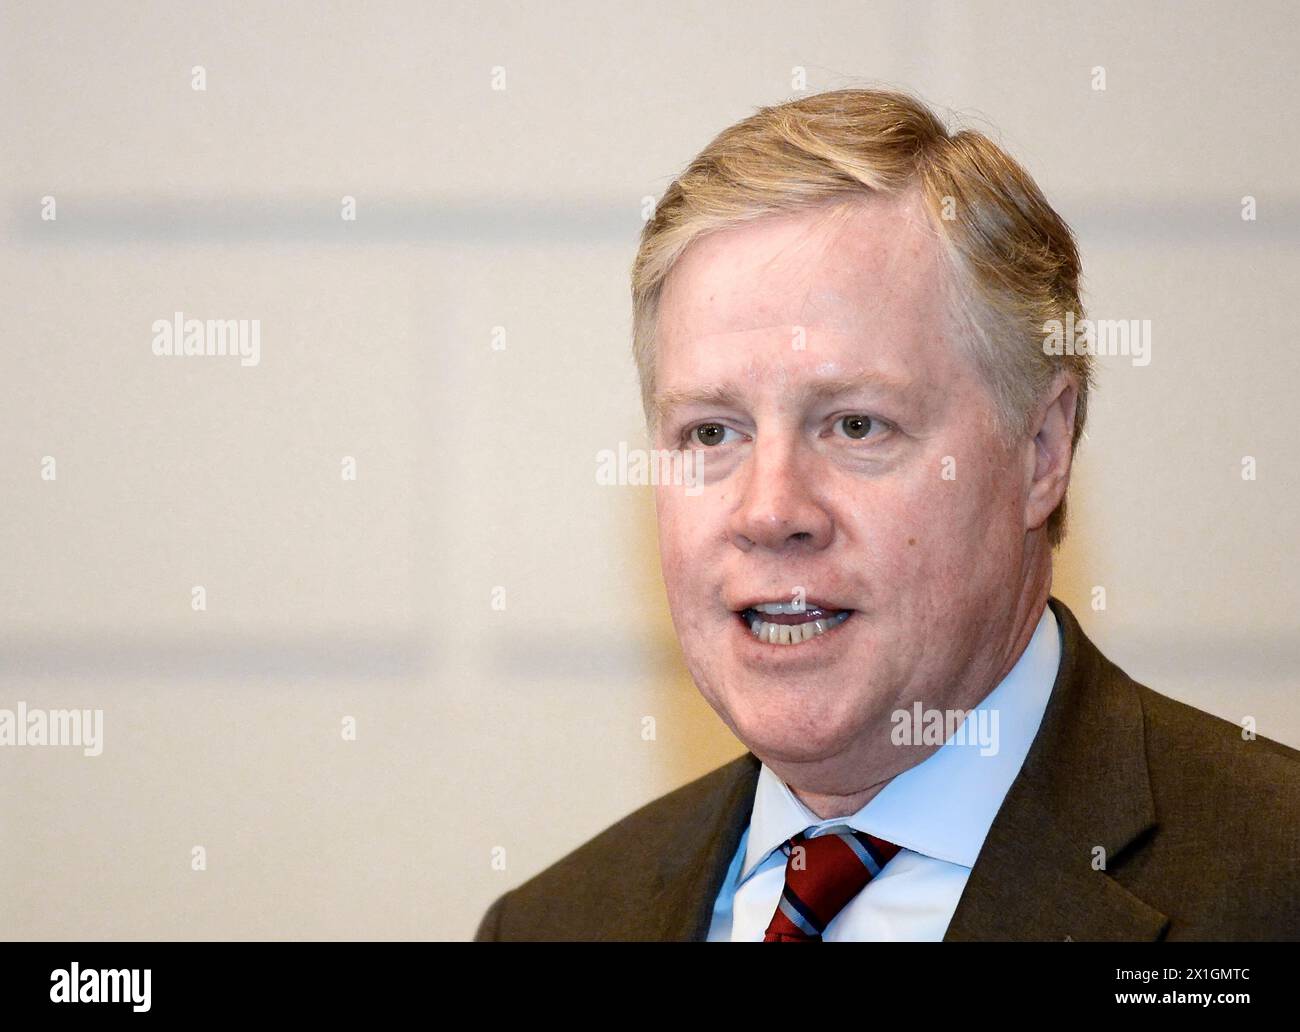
left=737, top=601, right=854, bottom=646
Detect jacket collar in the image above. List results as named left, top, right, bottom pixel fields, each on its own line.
left=943, top=597, right=1167, bottom=940
left=652, top=596, right=1167, bottom=941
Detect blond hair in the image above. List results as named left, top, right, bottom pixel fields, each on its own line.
left=630, top=88, right=1092, bottom=547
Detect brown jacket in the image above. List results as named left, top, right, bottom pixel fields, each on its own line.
left=474, top=597, right=1300, bottom=940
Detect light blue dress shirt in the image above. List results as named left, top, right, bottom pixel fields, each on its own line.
left=707, top=603, right=1062, bottom=941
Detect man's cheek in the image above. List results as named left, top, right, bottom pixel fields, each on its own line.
left=655, top=499, right=687, bottom=563
left=658, top=534, right=703, bottom=610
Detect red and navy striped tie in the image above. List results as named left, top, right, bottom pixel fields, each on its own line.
left=763, top=827, right=903, bottom=941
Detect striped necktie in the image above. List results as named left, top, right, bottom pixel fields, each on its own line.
left=763, top=827, right=903, bottom=941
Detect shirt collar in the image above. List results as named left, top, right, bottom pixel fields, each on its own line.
left=740, top=602, right=1061, bottom=881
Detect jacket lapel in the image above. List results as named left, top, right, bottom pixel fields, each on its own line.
left=943, top=596, right=1169, bottom=940
left=650, top=751, right=761, bottom=941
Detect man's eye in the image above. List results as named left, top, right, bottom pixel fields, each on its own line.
left=691, top=422, right=736, bottom=447
left=836, top=414, right=880, bottom=440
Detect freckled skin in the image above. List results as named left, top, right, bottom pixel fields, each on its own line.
left=651, top=191, right=1074, bottom=818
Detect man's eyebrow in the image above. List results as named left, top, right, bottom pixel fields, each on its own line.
left=652, top=384, right=743, bottom=420
left=652, top=371, right=914, bottom=421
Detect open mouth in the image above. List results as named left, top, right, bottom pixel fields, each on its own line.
left=737, top=602, right=854, bottom=646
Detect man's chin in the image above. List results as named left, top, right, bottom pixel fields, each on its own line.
left=713, top=693, right=871, bottom=766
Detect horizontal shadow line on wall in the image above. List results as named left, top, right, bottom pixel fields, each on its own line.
left=6, top=194, right=1300, bottom=245
left=1064, top=629, right=1300, bottom=683
left=0, top=632, right=432, bottom=682
left=7, top=195, right=639, bottom=245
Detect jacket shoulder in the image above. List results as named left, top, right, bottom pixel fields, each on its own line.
left=1135, top=679, right=1300, bottom=799
left=1127, top=679, right=1300, bottom=938
left=473, top=752, right=757, bottom=941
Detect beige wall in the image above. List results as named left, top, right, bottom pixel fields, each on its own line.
left=1, top=0, right=1297, bottom=939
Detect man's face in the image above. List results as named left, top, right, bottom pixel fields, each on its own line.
left=651, top=191, right=1037, bottom=786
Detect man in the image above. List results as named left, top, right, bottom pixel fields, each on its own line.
left=475, top=88, right=1299, bottom=941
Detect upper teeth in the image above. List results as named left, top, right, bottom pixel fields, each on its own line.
left=746, top=609, right=851, bottom=645
left=753, top=601, right=809, bottom=615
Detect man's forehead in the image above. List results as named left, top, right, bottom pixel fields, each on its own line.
left=657, top=191, right=940, bottom=342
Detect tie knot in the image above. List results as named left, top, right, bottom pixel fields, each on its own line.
left=763, top=827, right=903, bottom=941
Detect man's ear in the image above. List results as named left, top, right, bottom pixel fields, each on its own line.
left=1025, top=374, right=1079, bottom=534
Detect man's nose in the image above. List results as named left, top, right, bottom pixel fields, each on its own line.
left=727, top=438, right=834, bottom=553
